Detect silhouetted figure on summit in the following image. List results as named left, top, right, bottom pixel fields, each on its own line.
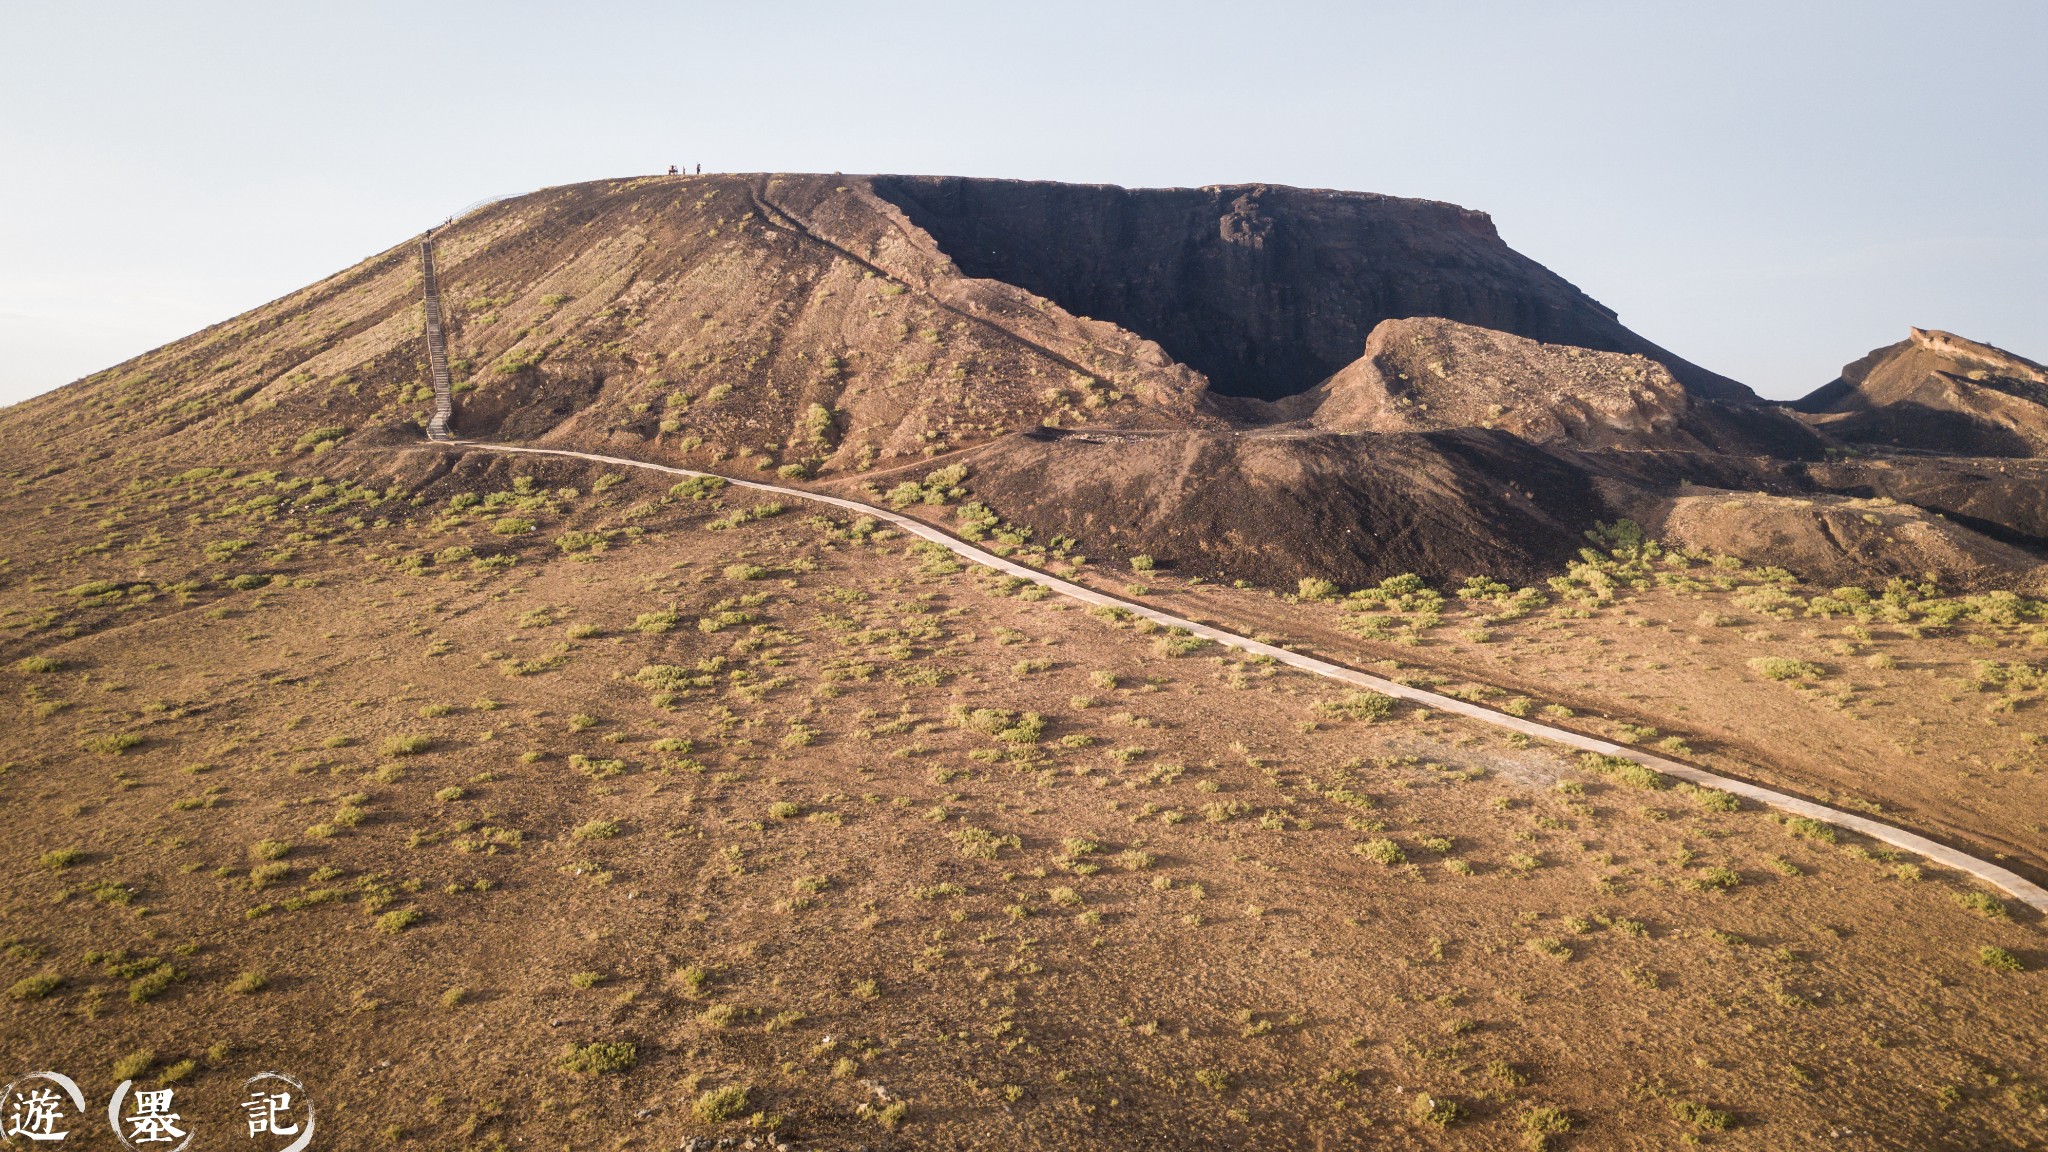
left=668, top=165, right=678, bottom=176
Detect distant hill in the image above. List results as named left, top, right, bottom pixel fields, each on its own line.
left=1792, top=327, right=2048, bottom=457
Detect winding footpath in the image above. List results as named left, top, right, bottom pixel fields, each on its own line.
left=452, top=440, right=2048, bottom=915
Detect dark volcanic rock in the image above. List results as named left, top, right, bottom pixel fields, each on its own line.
left=964, top=426, right=1608, bottom=587
left=871, top=177, right=1757, bottom=404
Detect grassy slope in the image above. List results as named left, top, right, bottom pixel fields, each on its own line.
left=0, top=447, right=2043, bottom=1151
left=1070, top=545, right=2048, bottom=880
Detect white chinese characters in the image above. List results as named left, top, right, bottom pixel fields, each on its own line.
left=239, top=1072, right=314, bottom=1152
left=242, top=1090, right=298, bottom=1138
left=0, top=1073, right=87, bottom=1146
left=108, top=1080, right=193, bottom=1152
left=2, top=1069, right=310, bottom=1150
left=126, top=1090, right=185, bottom=1143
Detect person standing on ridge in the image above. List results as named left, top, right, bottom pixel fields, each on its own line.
left=668, top=165, right=678, bottom=175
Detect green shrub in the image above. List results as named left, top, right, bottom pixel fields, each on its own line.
left=1579, top=753, right=1666, bottom=789
left=376, top=909, right=421, bottom=934
left=669, top=476, right=727, bottom=500
left=573, top=819, right=620, bottom=840
left=951, top=828, right=1020, bottom=860
left=128, top=968, right=178, bottom=1003
left=1977, top=945, right=2024, bottom=972
left=571, top=755, right=625, bottom=779
left=381, top=734, right=431, bottom=757
left=1521, top=1105, right=1572, bottom=1141
left=39, top=847, right=84, bottom=870
left=294, top=426, right=349, bottom=452
left=1783, top=816, right=1837, bottom=844
left=1955, top=891, right=2009, bottom=920
left=885, top=464, right=967, bottom=508
left=634, top=609, right=681, bottom=634
left=633, top=665, right=701, bottom=692
left=1670, top=1100, right=1733, bottom=1131
left=1750, top=657, right=1824, bottom=681
left=83, top=733, right=143, bottom=755
left=862, top=1100, right=908, bottom=1129
left=951, top=706, right=1044, bottom=744
left=691, top=1084, right=749, bottom=1120
left=1356, top=838, right=1405, bottom=866
left=1297, top=576, right=1339, bottom=601
left=803, top=402, right=836, bottom=445
left=1410, top=1094, right=1462, bottom=1128
left=1682, top=784, right=1740, bottom=812
left=1690, top=866, right=1740, bottom=892
left=14, top=656, right=60, bottom=673
left=558, top=1041, right=638, bottom=1075
left=1317, top=691, right=1394, bottom=722
left=8, top=972, right=61, bottom=1000
left=555, top=531, right=608, bottom=554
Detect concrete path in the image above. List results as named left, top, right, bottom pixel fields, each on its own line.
left=454, top=440, right=2048, bottom=915
left=419, top=236, right=455, bottom=442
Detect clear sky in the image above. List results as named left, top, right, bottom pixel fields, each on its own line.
left=3, top=0, right=2042, bottom=405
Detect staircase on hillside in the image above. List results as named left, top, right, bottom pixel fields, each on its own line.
left=420, top=235, right=456, bottom=441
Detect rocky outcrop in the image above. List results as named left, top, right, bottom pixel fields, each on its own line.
left=870, top=177, right=1758, bottom=404
left=1263, top=317, right=1814, bottom=455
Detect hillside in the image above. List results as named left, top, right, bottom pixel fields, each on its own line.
left=3, top=172, right=2048, bottom=1149
left=0, top=447, right=2043, bottom=1151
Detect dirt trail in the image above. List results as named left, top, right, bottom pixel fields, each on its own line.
left=451, top=439, right=2048, bottom=916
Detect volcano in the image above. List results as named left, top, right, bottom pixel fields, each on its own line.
left=7, top=173, right=2043, bottom=588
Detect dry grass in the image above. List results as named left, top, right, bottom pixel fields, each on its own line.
left=0, top=452, right=2041, bottom=1151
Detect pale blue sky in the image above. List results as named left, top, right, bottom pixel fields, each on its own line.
left=2, top=0, right=2042, bottom=404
